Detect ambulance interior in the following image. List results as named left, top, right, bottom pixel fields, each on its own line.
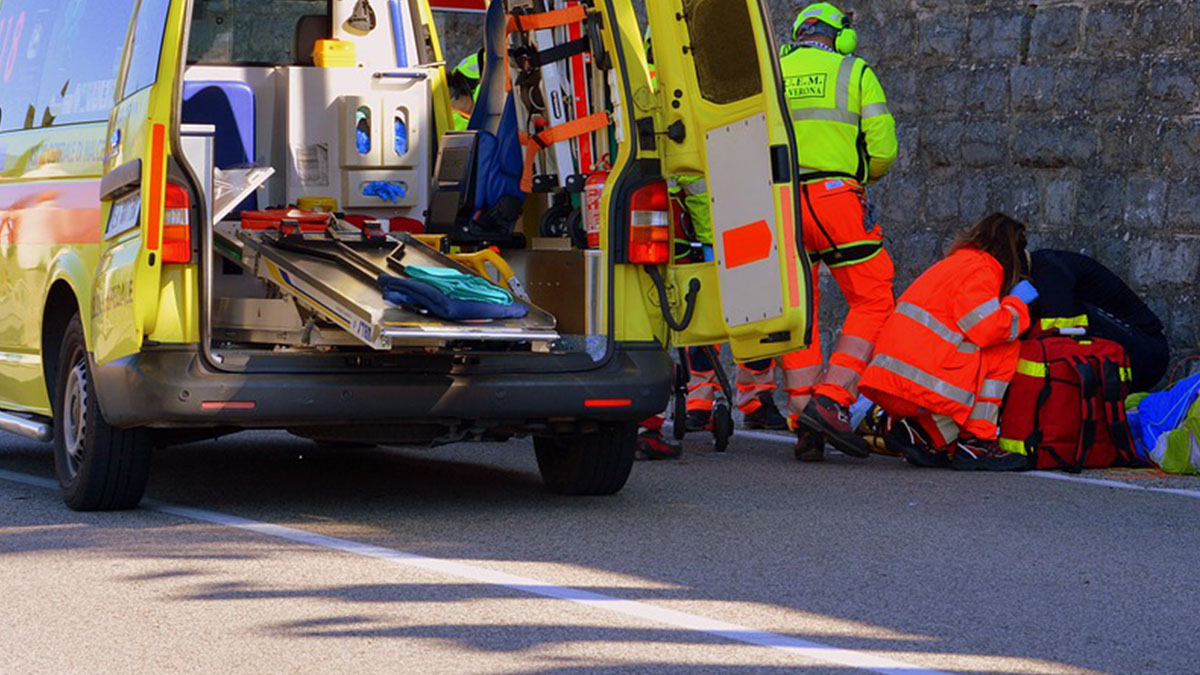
left=177, top=0, right=614, bottom=370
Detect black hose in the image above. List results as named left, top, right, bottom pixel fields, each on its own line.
left=646, top=266, right=700, bottom=332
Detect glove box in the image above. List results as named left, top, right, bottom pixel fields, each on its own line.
left=343, top=168, right=420, bottom=208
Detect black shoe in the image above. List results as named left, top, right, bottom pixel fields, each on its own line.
left=885, top=418, right=950, bottom=468
left=794, top=428, right=826, bottom=462
left=685, top=409, right=711, bottom=432
left=743, top=393, right=788, bottom=431
left=952, top=437, right=1028, bottom=472
left=636, top=430, right=682, bottom=460
left=797, top=394, right=870, bottom=458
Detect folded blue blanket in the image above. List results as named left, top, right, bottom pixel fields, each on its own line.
left=379, top=276, right=528, bottom=321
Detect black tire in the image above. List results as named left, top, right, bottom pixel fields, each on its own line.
left=713, top=404, right=733, bottom=453
left=534, top=423, right=637, bottom=496
left=52, top=315, right=150, bottom=511
left=566, top=208, right=588, bottom=249
left=539, top=202, right=573, bottom=238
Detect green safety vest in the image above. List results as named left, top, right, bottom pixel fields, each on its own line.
left=780, top=46, right=897, bottom=184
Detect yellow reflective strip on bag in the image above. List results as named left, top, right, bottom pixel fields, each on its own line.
left=1016, top=359, right=1046, bottom=378
left=1039, top=315, right=1089, bottom=331
left=1121, top=367, right=1133, bottom=382
left=998, top=438, right=1028, bottom=455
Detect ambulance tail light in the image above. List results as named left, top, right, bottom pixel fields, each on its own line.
left=627, top=181, right=670, bottom=265
left=162, top=182, right=192, bottom=264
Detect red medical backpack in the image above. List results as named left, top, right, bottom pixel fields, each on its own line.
left=999, top=334, right=1140, bottom=472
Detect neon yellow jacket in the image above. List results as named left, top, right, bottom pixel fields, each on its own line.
left=780, top=46, right=897, bottom=184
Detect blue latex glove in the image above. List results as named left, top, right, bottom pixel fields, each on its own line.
left=356, top=128, right=371, bottom=155
left=362, top=181, right=406, bottom=203
left=1010, top=280, right=1039, bottom=305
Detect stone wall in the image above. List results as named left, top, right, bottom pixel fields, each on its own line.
left=435, top=1, right=1200, bottom=366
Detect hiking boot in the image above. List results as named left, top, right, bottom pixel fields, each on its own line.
left=952, top=437, right=1028, bottom=472
left=636, top=430, right=682, bottom=461
left=885, top=418, right=950, bottom=468
left=794, top=428, right=826, bottom=462
left=685, top=409, right=712, bottom=432
left=797, top=394, right=871, bottom=458
left=743, top=393, right=788, bottom=431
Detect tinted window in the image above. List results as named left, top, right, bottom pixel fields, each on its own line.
left=0, top=0, right=138, bottom=132
left=681, top=0, right=762, bottom=105
left=188, top=0, right=327, bottom=66
left=124, top=0, right=172, bottom=97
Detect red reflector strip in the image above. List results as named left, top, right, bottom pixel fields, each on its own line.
left=201, top=401, right=257, bottom=411
left=145, top=123, right=167, bottom=251
left=585, top=398, right=633, bottom=408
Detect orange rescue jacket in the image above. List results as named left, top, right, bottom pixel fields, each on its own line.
left=859, top=247, right=1030, bottom=424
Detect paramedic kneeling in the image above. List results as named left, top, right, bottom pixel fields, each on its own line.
left=859, top=213, right=1035, bottom=472
left=1031, top=249, right=1169, bottom=392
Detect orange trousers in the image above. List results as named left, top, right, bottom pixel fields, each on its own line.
left=781, top=178, right=895, bottom=415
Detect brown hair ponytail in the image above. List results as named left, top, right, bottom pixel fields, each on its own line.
left=950, top=213, right=1029, bottom=295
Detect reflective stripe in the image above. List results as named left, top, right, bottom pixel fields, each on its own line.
left=895, top=302, right=961, bottom=347
left=998, top=437, right=1028, bottom=455
left=1016, top=359, right=1046, bottom=378
left=791, top=107, right=860, bottom=124
left=833, top=334, right=874, bottom=362
left=783, top=364, right=823, bottom=391
left=968, top=402, right=1001, bottom=423
left=958, top=298, right=1001, bottom=333
left=862, top=102, right=891, bottom=118
left=1121, top=367, right=1133, bottom=382
left=1006, top=305, right=1021, bottom=341
left=980, top=379, right=1009, bottom=399
left=958, top=342, right=979, bottom=354
left=836, top=55, right=858, bottom=113
left=1040, top=315, right=1089, bottom=331
left=824, top=363, right=861, bottom=391
left=670, top=177, right=708, bottom=196
left=869, top=354, right=975, bottom=407
left=932, top=414, right=960, bottom=445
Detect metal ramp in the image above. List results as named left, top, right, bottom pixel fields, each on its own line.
left=214, top=221, right=559, bottom=350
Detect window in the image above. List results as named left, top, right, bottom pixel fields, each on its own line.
left=123, top=0, right=172, bottom=98
left=0, top=0, right=138, bottom=132
left=681, top=0, right=762, bottom=105
left=188, top=0, right=328, bottom=66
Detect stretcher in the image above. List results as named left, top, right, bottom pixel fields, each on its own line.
left=213, top=219, right=558, bottom=350
left=670, top=346, right=736, bottom=452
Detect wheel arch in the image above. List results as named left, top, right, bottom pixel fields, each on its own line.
left=42, top=280, right=84, bottom=410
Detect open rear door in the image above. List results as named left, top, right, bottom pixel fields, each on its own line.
left=647, top=0, right=810, bottom=362
left=93, top=0, right=183, bottom=365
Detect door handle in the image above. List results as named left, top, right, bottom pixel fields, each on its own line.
left=99, top=159, right=142, bottom=201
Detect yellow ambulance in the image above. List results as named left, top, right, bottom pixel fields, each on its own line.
left=0, top=0, right=810, bottom=509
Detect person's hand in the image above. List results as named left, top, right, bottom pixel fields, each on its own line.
left=1010, top=279, right=1038, bottom=305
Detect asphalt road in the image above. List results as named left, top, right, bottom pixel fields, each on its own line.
left=1, top=430, right=1197, bottom=674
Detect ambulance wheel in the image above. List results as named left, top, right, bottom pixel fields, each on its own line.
left=567, top=208, right=588, bottom=249
left=52, top=315, right=151, bottom=511
left=534, top=422, right=636, bottom=496
left=539, top=202, right=573, bottom=238
left=713, top=404, right=733, bottom=453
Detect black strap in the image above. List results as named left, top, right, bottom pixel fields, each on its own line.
left=1100, top=358, right=1139, bottom=466
left=1071, top=358, right=1101, bottom=473
left=800, top=181, right=839, bottom=257
left=813, top=241, right=883, bottom=267
left=798, top=170, right=857, bottom=183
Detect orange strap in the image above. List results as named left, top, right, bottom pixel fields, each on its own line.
left=507, top=5, right=587, bottom=34
left=519, top=112, right=610, bottom=192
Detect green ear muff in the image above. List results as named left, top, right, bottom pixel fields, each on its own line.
left=835, top=27, right=858, bottom=54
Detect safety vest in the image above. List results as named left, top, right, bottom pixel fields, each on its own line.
left=859, top=248, right=1030, bottom=426
left=780, top=46, right=897, bottom=185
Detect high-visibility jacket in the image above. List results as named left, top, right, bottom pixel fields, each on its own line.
left=780, top=45, right=897, bottom=184
left=859, top=248, right=1030, bottom=427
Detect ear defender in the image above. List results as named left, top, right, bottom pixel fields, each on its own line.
left=835, top=27, right=858, bottom=54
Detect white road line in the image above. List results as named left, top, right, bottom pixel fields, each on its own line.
left=0, top=468, right=947, bottom=675
left=691, top=426, right=1200, bottom=499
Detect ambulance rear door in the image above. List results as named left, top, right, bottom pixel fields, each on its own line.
left=647, top=0, right=810, bottom=362
left=93, top=0, right=183, bottom=366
